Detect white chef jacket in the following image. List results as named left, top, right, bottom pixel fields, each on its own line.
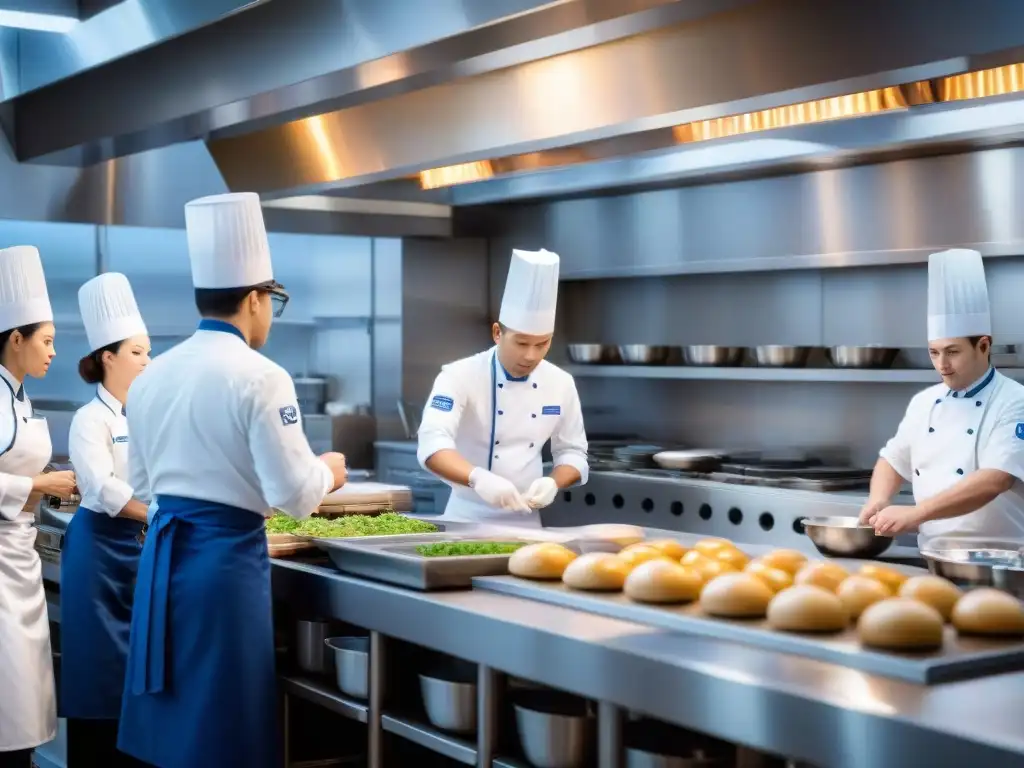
left=68, top=384, right=134, bottom=516
left=126, top=326, right=332, bottom=518
left=880, top=368, right=1024, bottom=546
left=0, top=364, right=37, bottom=522
left=417, top=348, right=588, bottom=523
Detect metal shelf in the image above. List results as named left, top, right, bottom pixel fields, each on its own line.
left=280, top=674, right=369, bottom=723
left=381, top=714, right=477, bottom=765
left=565, top=365, right=1024, bottom=384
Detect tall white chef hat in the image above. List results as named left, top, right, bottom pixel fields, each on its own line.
left=927, top=248, right=992, bottom=341
left=498, top=248, right=560, bottom=335
left=0, top=245, right=52, bottom=334
left=78, top=272, right=148, bottom=353
left=184, top=192, right=274, bottom=289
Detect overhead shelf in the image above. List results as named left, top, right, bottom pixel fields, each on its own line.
left=565, top=365, right=1024, bottom=384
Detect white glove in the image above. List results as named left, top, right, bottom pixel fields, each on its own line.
left=469, top=468, right=532, bottom=513
left=525, top=477, right=559, bottom=509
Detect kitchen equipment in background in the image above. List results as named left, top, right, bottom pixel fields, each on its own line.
left=332, top=411, right=377, bottom=470
left=752, top=346, right=813, bottom=368
left=302, top=414, right=334, bottom=455
left=682, top=346, right=744, bottom=367
left=653, top=450, right=727, bottom=472
left=618, top=345, right=676, bottom=365
left=826, top=346, right=900, bottom=369
left=419, top=659, right=478, bottom=734
left=901, top=344, right=1020, bottom=369
left=567, top=344, right=621, bottom=364
left=296, top=619, right=337, bottom=674
left=632, top=452, right=873, bottom=492
left=920, top=539, right=1024, bottom=586
left=613, top=444, right=670, bottom=470
left=514, top=689, right=593, bottom=768
left=396, top=400, right=421, bottom=440
left=325, top=636, right=370, bottom=699
left=801, top=516, right=894, bottom=558
left=625, top=719, right=732, bottom=768
left=294, top=376, right=329, bottom=414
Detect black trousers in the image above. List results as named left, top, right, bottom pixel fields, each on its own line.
left=67, top=718, right=150, bottom=768
left=0, top=750, right=31, bottom=768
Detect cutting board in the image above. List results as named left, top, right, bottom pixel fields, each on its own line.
left=317, top=481, right=412, bottom=515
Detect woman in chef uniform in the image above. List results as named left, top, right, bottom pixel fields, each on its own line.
left=0, top=245, right=77, bottom=768
left=417, top=248, right=589, bottom=527
left=118, top=193, right=347, bottom=768
left=861, top=249, right=1024, bottom=546
left=61, top=272, right=150, bottom=766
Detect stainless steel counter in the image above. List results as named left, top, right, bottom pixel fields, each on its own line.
left=272, top=557, right=1024, bottom=768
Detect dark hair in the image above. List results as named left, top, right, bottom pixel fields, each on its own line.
left=0, top=322, right=46, bottom=357
left=968, top=335, right=993, bottom=359
left=194, top=286, right=258, bottom=318
left=78, top=340, right=124, bottom=385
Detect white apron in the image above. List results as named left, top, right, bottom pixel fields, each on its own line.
left=912, top=371, right=1024, bottom=547
left=0, top=392, right=56, bottom=750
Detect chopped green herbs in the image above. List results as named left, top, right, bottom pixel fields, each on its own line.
left=265, top=512, right=437, bottom=538
left=414, top=541, right=526, bottom=558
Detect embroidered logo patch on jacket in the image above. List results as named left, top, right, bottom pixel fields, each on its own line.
left=431, top=395, right=454, bottom=412
left=279, top=405, right=299, bottom=426
left=541, top=405, right=561, bottom=416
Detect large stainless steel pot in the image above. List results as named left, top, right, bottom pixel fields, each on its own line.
left=681, top=346, right=744, bottom=367
left=296, top=619, right=335, bottom=674
left=826, top=346, right=899, bottom=369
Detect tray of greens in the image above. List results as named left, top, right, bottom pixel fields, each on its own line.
left=265, top=512, right=440, bottom=538
left=414, top=541, right=526, bottom=557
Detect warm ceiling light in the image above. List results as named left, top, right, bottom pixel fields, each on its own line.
left=419, top=160, right=495, bottom=190
left=673, top=87, right=907, bottom=144
left=939, top=63, right=1024, bottom=102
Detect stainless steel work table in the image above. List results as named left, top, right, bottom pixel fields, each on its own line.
left=271, top=558, right=1024, bottom=768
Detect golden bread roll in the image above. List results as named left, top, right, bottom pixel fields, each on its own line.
left=858, top=563, right=909, bottom=594
left=898, top=576, right=963, bottom=621
left=837, top=575, right=891, bottom=619
left=645, top=538, right=688, bottom=560
left=857, top=598, right=944, bottom=651
left=745, top=560, right=795, bottom=593
left=951, top=588, right=1024, bottom=637
left=508, top=543, right=577, bottom=580
left=680, top=550, right=734, bottom=582
left=794, top=561, right=849, bottom=593
left=759, top=549, right=809, bottom=576
left=562, top=552, right=632, bottom=591
left=624, top=560, right=703, bottom=604
left=713, top=546, right=750, bottom=570
left=693, top=537, right=736, bottom=556
left=767, top=585, right=849, bottom=633
left=699, top=572, right=774, bottom=618
left=617, top=543, right=672, bottom=568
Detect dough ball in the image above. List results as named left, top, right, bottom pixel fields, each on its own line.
left=898, top=576, right=963, bottom=621
left=767, top=585, right=849, bottom=633
left=624, top=560, right=704, bottom=604
left=681, top=550, right=735, bottom=582
left=859, top=564, right=909, bottom=594
left=699, top=573, right=774, bottom=618
left=617, top=543, right=672, bottom=568
left=837, top=575, right=891, bottom=620
left=645, top=538, right=688, bottom=560
left=951, top=588, right=1024, bottom=637
left=713, top=546, right=750, bottom=570
left=562, top=552, right=632, bottom=592
left=759, top=549, right=809, bottom=576
left=794, top=561, right=849, bottom=593
left=745, top=560, right=795, bottom=593
left=857, top=598, right=944, bottom=651
left=693, top=537, right=736, bottom=556
left=509, top=543, right=577, bottom=580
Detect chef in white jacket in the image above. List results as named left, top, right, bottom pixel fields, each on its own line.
left=117, top=193, right=348, bottom=768
left=860, top=249, right=1024, bottom=547
left=417, top=248, right=588, bottom=526
left=0, top=245, right=76, bottom=768
left=61, top=273, right=150, bottom=767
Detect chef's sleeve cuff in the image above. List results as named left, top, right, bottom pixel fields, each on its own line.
left=0, top=473, right=34, bottom=521
left=417, top=434, right=457, bottom=468
left=98, top=476, right=135, bottom=518
left=878, top=445, right=911, bottom=482
left=553, top=451, right=589, bottom=486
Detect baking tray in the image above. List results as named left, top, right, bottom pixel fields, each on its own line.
left=472, top=576, right=1024, bottom=685
left=317, top=531, right=543, bottom=590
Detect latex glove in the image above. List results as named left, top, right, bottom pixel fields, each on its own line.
left=525, top=477, right=559, bottom=509
left=469, top=468, right=532, bottom=513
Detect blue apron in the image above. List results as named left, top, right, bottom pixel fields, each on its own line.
left=118, top=496, right=278, bottom=768
left=59, top=508, right=144, bottom=719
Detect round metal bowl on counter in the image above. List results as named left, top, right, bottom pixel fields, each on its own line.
left=566, top=344, right=621, bottom=364
left=801, top=516, right=894, bottom=558
left=681, top=345, right=744, bottom=367
left=921, top=541, right=1024, bottom=587
left=619, top=345, right=676, bottom=365
left=752, top=345, right=813, bottom=368
left=826, top=346, right=900, bottom=369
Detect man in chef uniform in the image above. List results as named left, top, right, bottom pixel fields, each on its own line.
left=860, top=249, right=1024, bottom=546
left=417, top=248, right=588, bottom=525
left=117, top=192, right=348, bottom=768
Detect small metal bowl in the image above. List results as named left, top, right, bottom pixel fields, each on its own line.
left=567, top=344, right=621, bottom=364
left=682, top=345, right=744, bottom=367
left=419, top=660, right=477, bottom=735
left=802, top=516, right=894, bottom=558
left=752, top=345, right=813, bottom=368
left=992, top=565, right=1024, bottom=599
left=514, top=690, right=593, bottom=768
left=324, top=636, right=369, bottom=699
left=922, top=548, right=1023, bottom=586
left=618, top=345, right=674, bottom=365
left=826, top=346, right=900, bottom=369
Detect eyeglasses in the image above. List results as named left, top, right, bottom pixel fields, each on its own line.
left=266, top=286, right=290, bottom=318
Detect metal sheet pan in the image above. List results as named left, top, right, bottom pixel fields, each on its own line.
left=472, top=576, right=1024, bottom=685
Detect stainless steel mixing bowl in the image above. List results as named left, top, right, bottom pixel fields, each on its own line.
left=826, top=346, right=900, bottom=369
left=681, top=345, right=744, bottom=367
left=802, top=516, right=894, bottom=558
left=618, top=345, right=674, bottom=365
left=567, top=344, right=621, bottom=364
left=752, top=346, right=813, bottom=368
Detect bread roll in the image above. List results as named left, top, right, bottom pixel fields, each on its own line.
left=509, top=543, right=577, bottom=580
left=624, top=560, right=703, bottom=604
left=859, top=564, right=909, bottom=594
left=745, top=560, right=794, bottom=593
left=693, top=537, right=736, bottom=556
left=617, top=543, right=671, bottom=568
left=759, top=549, right=809, bottom=576
left=898, top=576, right=963, bottom=621
left=646, top=538, right=688, bottom=560
left=857, top=598, right=944, bottom=651
left=562, top=552, right=632, bottom=591
left=713, top=546, right=750, bottom=570
left=951, top=588, right=1024, bottom=637
left=699, top=572, right=774, bottom=618
left=681, top=550, right=734, bottom=582
left=837, top=575, right=891, bottom=619
left=767, top=585, right=849, bottom=632
left=794, top=561, right=849, bottom=593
